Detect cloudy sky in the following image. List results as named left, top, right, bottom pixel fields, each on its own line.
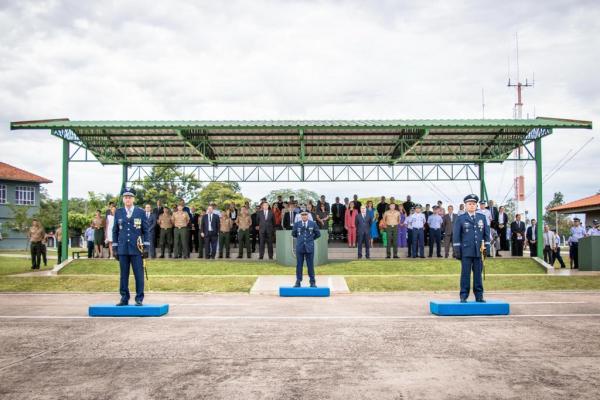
left=1, top=0, right=598, bottom=215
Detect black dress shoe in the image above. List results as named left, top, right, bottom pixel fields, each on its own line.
left=310, top=282, right=317, bottom=288
left=460, top=299, right=467, bottom=303
left=116, top=301, right=128, bottom=306
left=393, top=256, right=399, bottom=259
left=293, top=281, right=301, bottom=288
left=476, top=298, right=486, bottom=303
left=135, top=301, right=143, bottom=306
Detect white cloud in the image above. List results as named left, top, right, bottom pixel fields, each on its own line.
left=0, top=0, right=598, bottom=214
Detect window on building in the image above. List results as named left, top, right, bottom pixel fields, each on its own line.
left=15, top=186, right=35, bottom=205
left=0, top=184, right=6, bottom=204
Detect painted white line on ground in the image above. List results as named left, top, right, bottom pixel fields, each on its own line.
left=170, top=304, right=250, bottom=306
left=510, top=301, right=588, bottom=305
left=1, top=314, right=600, bottom=320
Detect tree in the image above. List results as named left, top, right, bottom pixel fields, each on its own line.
left=265, top=189, right=320, bottom=205
left=195, top=182, right=249, bottom=210
left=5, top=204, right=34, bottom=249
left=132, top=166, right=203, bottom=207
left=544, top=192, right=571, bottom=237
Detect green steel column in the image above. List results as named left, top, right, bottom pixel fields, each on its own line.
left=119, top=164, right=128, bottom=206
left=535, top=138, right=543, bottom=257
left=60, top=139, right=69, bottom=261
left=479, top=163, right=487, bottom=201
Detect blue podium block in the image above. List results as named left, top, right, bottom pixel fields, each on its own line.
left=430, top=300, right=510, bottom=316
left=89, top=304, right=169, bottom=317
left=279, top=286, right=330, bottom=297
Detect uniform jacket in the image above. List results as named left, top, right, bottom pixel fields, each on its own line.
left=144, top=211, right=157, bottom=238
left=452, top=212, right=490, bottom=258
left=292, top=220, right=321, bottom=253
left=112, top=206, right=150, bottom=256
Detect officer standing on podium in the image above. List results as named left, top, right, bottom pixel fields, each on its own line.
left=112, top=187, right=150, bottom=306
left=453, top=194, right=490, bottom=303
left=292, top=210, right=321, bottom=288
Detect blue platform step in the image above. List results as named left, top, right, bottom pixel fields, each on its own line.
left=89, top=303, right=169, bottom=317
left=279, top=286, right=331, bottom=297
left=430, top=300, right=510, bottom=316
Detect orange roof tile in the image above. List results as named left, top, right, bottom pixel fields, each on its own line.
left=549, top=194, right=600, bottom=212
left=0, top=162, right=52, bottom=184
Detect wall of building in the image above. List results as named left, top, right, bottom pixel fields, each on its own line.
left=0, top=180, right=41, bottom=249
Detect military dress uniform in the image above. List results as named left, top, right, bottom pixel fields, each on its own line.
left=453, top=194, right=491, bottom=302
left=292, top=214, right=321, bottom=287
left=112, top=187, right=150, bottom=305
left=569, top=218, right=587, bottom=269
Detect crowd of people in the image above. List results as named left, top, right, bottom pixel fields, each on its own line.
left=26, top=194, right=600, bottom=269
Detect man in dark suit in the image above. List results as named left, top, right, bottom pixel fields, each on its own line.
left=352, top=194, right=362, bottom=210
left=250, top=205, right=260, bottom=253
left=200, top=205, right=220, bottom=259
left=331, top=197, right=345, bottom=226
left=441, top=204, right=457, bottom=258
left=487, top=200, right=499, bottom=230
left=189, top=206, right=200, bottom=255
left=526, top=219, right=538, bottom=257
left=355, top=205, right=372, bottom=259
left=282, top=202, right=297, bottom=230
left=144, top=204, right=157, bottom=259
left=152, top=199, right=164, bottom=251
left=510, top=214, right=526, bottom=256
left=257, top=201, right=275, bottom=259
left=376, top=196, right=388, bottom=223
left=497, top=206, right=509, bottom=251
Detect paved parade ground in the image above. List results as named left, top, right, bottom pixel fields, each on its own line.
left=1, top=291, right=599, bottom=399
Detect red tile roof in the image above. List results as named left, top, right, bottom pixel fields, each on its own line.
left=0, top=162, right=52, bottom=184
left=549, top=194, right=600, bottom=212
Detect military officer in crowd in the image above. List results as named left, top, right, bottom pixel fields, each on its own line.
left=237, top=206, right=252, bottom=258
left=587, top=219, right=600, bottom=236
left=569, top=217, right=587, bottom=269
left=411, top=204, right=427, bottom=258
left=158, top=207, right=173, bottom=258
left=453, top=194, right=491, bottom=303
left=292, top=210, right=321, bottom=287
left=427, top=206, right=443, bottom=258
left=172, top=204, right=190, bottom=259
left=112, top=187, right=150, bottom=306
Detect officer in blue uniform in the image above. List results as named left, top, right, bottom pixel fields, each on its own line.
left=292, top=210, right=321, bottom=287
left=112, top=187, right=150, bottom=306
left=453, top=194, right=490, bottom=303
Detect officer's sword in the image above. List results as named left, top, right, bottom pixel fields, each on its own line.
left=136, top=237, right=149, bottom=281
left=480, top=239, right=486, bottom=280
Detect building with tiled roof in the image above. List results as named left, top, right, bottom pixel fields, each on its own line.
left=0, top=162, right=53, bottom=249
left=549, top=193, right=600, bottom=224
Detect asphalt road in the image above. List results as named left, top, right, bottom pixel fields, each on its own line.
left=1, top=291, right=599, bottom=399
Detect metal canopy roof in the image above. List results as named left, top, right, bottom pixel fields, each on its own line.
left=10, top=117, right=592, bottom=165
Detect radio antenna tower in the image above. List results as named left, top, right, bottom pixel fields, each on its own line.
left=507, top=32, right=534, bottom=215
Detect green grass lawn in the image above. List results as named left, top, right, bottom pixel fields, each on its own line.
left=1, top=256, right=598, bottom=293
left=346, top=275, right=600, bottom=292
left=0, top=256, right=53, bottom=275
left=0, top=275, right=255, bottom=293
left=59, top=258, right=546, bottom=276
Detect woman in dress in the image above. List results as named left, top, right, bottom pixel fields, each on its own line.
left=366, top=200, right=378, bottom=247
left=105, top=205, right=116, bottom=258
left=398, top=206, right=408, bottom=248
left=316, top=202, right=330, bottom=230
left=344, top=201, right=358, bottom=247
left=92, top=210, right=105, bottom=258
